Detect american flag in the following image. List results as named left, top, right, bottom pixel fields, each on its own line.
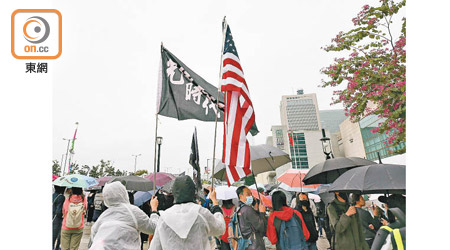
left=221, top=21, right=256, bottom=185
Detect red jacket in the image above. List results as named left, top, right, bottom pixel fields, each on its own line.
left=266, top=206, right=310, bottom=245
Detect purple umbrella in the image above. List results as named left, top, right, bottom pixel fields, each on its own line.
left=96, top=176, right=115, bottom=186
left=145, top=172, right=176, bottom=187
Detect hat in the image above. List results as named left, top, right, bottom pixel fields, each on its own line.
left=172, top=175, right=196, bottom=204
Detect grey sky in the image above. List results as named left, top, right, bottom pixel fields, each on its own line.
left=53, top=0, right=394, bottom=176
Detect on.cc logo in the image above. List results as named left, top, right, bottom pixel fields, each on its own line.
left=23, top=16, right=50, bottom=44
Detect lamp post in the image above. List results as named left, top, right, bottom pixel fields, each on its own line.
left=156, top=137, right=163, bottom=172
left=320, top=129, right=334, bottom=160
left=132, top=154, right=142, bottom=174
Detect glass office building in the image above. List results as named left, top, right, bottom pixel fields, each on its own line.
left=359, top=115, right=405, bottom=161
left=289, top=132, right=309, bottom=169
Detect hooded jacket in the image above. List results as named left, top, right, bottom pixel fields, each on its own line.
left=148, top=202, right=225, bottom=250
left=89, top=182, right=159, bottom=250
left=266, top=206, right=310, bottom=245
left=62, top=194, right=87, bottom=230
left=327, top=198, right=369, bottom=250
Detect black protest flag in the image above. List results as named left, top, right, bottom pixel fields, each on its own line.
left=156, top=45, right=259, bottom=135
left=189, top=127, right=202, bottom=191
left=157, top=45, right=225, bottom=121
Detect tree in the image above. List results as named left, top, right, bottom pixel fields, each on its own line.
left=115, top=169, right=124, bottom=176
left=78, top=165, right=90, bottom=176
left=102, top=160, right=116, bottom=176
left=134, top=169, right=148, bottom=176
left=320, top=0, right=406, bottom=152
left=89, top=165, right=101, bottom=178
left=52, top=160, right=61, bottom=176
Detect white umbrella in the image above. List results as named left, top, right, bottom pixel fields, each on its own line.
left=215, top=186, right=238, bottom=200
left=307, top=193, right=321, bottom=203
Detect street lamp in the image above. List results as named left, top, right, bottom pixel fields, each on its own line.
left=132, top=154, right=142, bottom=174
left=156, top=137, right=163, bottom=172
left=320, top=129, right=334, bottom=160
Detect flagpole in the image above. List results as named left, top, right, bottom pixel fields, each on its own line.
left=211, top=16, right=227, bottom=188
left=153, top=113, right=159, bottom=191
left=252, top=171, right=264, bottom=205
left=68, top=122, right=79, bottom=174
left=62, top=138, right=71, bottom=176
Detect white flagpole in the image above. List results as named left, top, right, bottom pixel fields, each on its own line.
left=211, top=16, right=227, bottom=188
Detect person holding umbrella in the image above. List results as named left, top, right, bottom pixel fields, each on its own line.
left=235, top=185, right=267, bottom=250
left=354, top=194, right=382, bottom=248
left=327, top=192, right=369, bottom=250
left=60, top=187, right=88, bottom=250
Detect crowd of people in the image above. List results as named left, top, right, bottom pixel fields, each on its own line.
left=52, top=175, right=405, bottom=250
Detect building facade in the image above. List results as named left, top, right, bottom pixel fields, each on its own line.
left=339, top=115, right=405, bottom=161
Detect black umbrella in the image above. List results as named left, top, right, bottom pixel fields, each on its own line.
left=303, top=157, right=376, bottom=185
left=108, top=176, right=154, bottom=192
left=328, top=164, right=406, bottom=194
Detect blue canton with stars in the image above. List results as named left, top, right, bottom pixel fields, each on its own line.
left=223, top=25, right=239, bottom=58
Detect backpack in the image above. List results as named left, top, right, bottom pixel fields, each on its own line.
left=65, top=201, right=84, bottom=228
left=220, top=207, right=235, bottom=243
left=228, top=205, right=251, bottom=250
left=273, top=212, right=307, bottom=250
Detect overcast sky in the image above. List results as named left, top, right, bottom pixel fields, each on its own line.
left=52, top=0, right=404, bottom=176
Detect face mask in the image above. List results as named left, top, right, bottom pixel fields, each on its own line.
left=245, top=196, right=254, bottom=206
left=300, top=200, right=310, bottom=207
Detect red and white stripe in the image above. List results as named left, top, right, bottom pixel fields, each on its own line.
left=221, top=51, right=255, bottom=185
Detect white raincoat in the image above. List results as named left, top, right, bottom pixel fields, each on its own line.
left=89, top=182, right=159, bottom=250
left=149, top=202, right=225, bottom=250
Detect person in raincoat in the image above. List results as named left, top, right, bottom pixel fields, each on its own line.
left=149, top=175, right=226, bottom=250
left=89, top=181, right=159, bottom=250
